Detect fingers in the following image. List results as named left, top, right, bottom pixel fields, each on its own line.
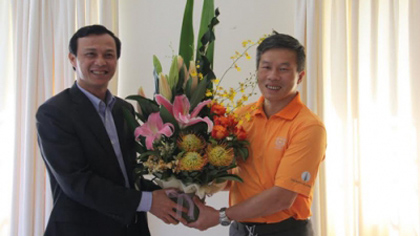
left=192, top=197, right=205, bottom=209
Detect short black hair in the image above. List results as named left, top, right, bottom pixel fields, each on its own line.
left=69, top=24, right=121, bottom=59
left=256, top=32, right=305, bottom=72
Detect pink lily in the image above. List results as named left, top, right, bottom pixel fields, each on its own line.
left=155, top=94, right=213, bottom=132
left=135, top=112, right=174, bottom=150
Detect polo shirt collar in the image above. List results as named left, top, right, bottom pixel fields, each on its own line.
left=254, top=92, right=304, bottom=120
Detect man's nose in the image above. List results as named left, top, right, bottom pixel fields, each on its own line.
left=267, top=69, right=280, bottom=80
left=95, top=56, right=106, bottom=66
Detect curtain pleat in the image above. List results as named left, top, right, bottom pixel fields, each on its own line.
left=9, top=1, right=118, bottom=235
left=297, top=0, right=420, bottom=235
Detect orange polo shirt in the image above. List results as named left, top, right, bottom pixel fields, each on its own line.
left=230, top=93, right=326, bottom=223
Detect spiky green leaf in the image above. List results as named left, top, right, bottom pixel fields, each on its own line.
left=179, top=0, right=194, bottom=65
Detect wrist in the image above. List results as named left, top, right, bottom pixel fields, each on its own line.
left=219, top=207, right=232, bottom=226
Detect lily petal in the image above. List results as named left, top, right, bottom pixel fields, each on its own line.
left=158, top=123, right=174, bottom=137
left=173, top=95, right=190, bottom=117
left=191, top=99, right=212, bottom=117
left=134, top=112, right=174, bottom=150
left=135, top=125, right=152, bottom=139
left=185, top=116, right=214, bottom=132
left=155, top=94, right=173, bottom=114
left=145, top=135, right=157, bottom=150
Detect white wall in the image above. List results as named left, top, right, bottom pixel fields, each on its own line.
left=118, top=1, right=295, bottom=235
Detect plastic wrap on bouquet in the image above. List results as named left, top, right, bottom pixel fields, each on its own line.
left=156, top=177, right=227, bottom=222
left=165, top=189, right=199, bottom=223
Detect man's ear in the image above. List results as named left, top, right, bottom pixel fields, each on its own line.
left=68, top=53, right=77, bottom=71
left=297, top=71, right=305, bottom=84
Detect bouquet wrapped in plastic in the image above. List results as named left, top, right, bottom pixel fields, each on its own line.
left=123, top=0, right=250, bottom=223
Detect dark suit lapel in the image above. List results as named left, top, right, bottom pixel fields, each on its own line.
left=69, top=84, right=116, bottom=157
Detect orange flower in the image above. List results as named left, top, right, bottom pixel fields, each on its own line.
left=214, top=116, right=229, bottom=126
left=212, top=125, right=229, bottom=140
left=211, top=103, right=226, bottom=116
left=235, top=126, right=247, bottom=141
left=226, top=114, right=238, bottom=127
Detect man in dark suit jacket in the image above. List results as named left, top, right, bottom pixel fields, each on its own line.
left=36, top=25, right=185, bottom=236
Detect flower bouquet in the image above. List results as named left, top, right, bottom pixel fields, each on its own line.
left=123, top=0, right=250, bottom=223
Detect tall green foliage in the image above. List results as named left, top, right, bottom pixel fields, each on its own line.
left=179, top=0, right=195, bottom=65
left=178, top=0, right=215, bottom=70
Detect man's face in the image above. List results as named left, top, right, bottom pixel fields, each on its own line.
left=257, top=48, right=304, bottom=106
left=69, top=34, right=117, bottom=93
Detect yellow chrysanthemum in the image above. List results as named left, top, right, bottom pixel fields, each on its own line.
left=178, top=133, right=205, bottom=152
left=178, top=152, right=207, bottom=171
left=206, top=145, right=234, bottom=167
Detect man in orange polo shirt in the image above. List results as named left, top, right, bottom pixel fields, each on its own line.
left=188, top=33, right=326, bottom=236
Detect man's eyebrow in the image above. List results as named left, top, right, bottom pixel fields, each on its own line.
left=261, top=60, right=291, bottom=66
left=82, top=48, right=97, bottom=51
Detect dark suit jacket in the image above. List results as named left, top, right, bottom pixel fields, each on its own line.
left=36, top=83, right=157, bottom=236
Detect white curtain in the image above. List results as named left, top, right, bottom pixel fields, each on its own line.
left=296, top=0, right=420, bottom=235
left=5, top=1, right=118, bottom=235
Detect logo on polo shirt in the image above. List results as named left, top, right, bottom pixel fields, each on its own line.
left=275, top=137, right=287, bottom=149
left=301, top=171, right=311, bottom=182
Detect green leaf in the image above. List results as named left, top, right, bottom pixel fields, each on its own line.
left=175, top=59, right=186, bottom=96
left=189, top=76, right=209, bottom=110
left=126, top=95, right=160, bottom=121
left=153, top=55, right=163, bottom=75
left=122, top=106, right=140, bottom=134
left=215, top=174, right=243, bottom=183
left=134, top=142, right=146, bottom=154
left=196, top=0, right=215, bottom=63
left=160, top=106, right=180, bottom=132
left=168, top=56, right=180, bottom=90
left=236, top=147, right=249, bottom=161
left=138, top=151, right=156, bottom=161
left=185, top=77, right=193, bottom=99
left=179, top=0, right=195, bottom=65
